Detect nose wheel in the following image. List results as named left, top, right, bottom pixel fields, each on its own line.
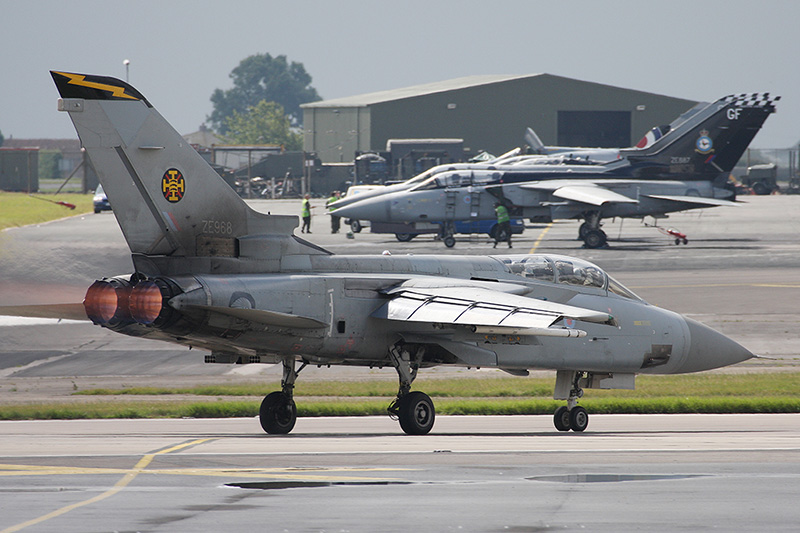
left=553, top=405, right=589, bottom=432
left=552, top=371, right=589, bottom=432
left=554, top=406, right=571, bottom=431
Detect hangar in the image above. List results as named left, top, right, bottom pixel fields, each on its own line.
left=301, top=73, right=697, bottom=164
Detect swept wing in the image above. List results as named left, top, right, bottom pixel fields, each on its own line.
left=373, top=284, right=616, bottom=338
left=645, top=194, right=739, bottom=207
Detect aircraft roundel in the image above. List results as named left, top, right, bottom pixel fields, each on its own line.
left=162, top=168, right=185, bottom=203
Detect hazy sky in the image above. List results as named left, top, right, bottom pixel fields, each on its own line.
left=2, top=0, right=797, bottom=148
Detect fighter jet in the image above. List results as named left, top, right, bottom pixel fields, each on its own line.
left=326, top=98, right=715, bottom=216
left=328, top=111, right=707, bottom=235
left=42, top=71, right=754, bottom=435
left=329, top=132, right=628, bottom=226
left=333, top=93, right=778, bottom=248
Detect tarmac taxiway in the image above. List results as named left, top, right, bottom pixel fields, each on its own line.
left=1, top=195, right=799, bottom=531
left=1, top=415, right=800, bottom=532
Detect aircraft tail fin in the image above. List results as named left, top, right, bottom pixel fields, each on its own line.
left=524, top=127, right=547, bottom=154
left=633, top=125, right=669, bottom=149
left=51, top=71, right=326, bottom=276
left=624, top=93, right=779, bottom=177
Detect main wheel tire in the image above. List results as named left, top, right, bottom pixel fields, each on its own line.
left=397, top=391, right=435, bottom=435
left=350, top=220, right=362, bottom=233
left=583, top=229, right=607, bottom=249
left=443, top=236, right=456, bottom=248
left=578, top=222, right=591, bottom=239
left=395, top=233, right=415, bottom=242
left=554, top=406, right=571, bottom=432
left=568, top=406, right=589, bottom=432
left=259, top=391, right=297, bottom=434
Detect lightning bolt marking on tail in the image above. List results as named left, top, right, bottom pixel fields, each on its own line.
left=54, top=71, right=138, bottom=100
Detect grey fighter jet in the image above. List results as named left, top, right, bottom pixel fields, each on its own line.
left=333, top=93, right=778, bottom=248
left=44, top=71, right=754, bottom=435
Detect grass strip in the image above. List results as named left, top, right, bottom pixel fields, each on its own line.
left=72, top=373, right=800, bottom=399
left=0, top=192, right=93, bottom=230
left=2, top=396, right=799, bottom=421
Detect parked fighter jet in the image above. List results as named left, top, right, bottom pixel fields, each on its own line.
left=333, top=93, right=778, bottom=248
left=327, top=99, right=711, bottom=216
left=43, top=71, right=754, bottom=435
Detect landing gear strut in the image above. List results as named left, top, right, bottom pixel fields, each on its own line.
left=552, top=371, right=589, bottom=432
left=440, top=222, right=456, bottom=248
left=387, top=344, right=435, bottom=434
left=259, top=358, right=305, bottom=434
left=580, top=212, right=607, bottom=249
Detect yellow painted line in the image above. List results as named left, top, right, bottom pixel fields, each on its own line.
left=529, top=222, right=554, bottom=253
left=1, top=438, right=213, bottom=533
left=1, top=453, right=409, bottom=532
left=0, top=464, right=406, bottom=481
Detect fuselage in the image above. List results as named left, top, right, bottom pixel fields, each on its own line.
left=96, top=253, right=751, bottom=376
left=334, top=174, right=734, bottom=224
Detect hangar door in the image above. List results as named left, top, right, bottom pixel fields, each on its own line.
left=557, top=111, right=631, bottom=148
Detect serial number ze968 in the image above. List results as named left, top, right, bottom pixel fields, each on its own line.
left=202, top=219, right=233, bottom=234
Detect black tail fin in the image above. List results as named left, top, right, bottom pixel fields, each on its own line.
left=624, top=93, right=779, bottom=178
left=52, top=71, right=327, bottom=276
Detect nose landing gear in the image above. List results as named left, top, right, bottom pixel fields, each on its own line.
left=552, top=371, right=590, bottom=432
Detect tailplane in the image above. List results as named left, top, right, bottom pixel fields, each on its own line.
left=623, top=93, right=779, bottom=178
left=52, top=71, right=326, bottom=275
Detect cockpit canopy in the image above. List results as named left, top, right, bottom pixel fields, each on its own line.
left=494, top=254, right=642, bottom=301
left=409, top=157, right=614, bottom=192
left=410, top=170, right=503, bottom=191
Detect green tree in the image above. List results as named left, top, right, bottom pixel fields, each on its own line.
left=39, top=150, right=63, bottom=180
left=0, top=129, right=4, bottom=147
left=208, top=53, right=321, bottom=134
left=224, top=100, right=303, bottom=150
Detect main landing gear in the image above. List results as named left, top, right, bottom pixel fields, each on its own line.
left=387, top=344, right=435, bottom=435
left=258, top=346, right=436, bottom=436
left=259, top=358, right=304, bottom=434
left=440, top=222, right=456, bottom=248
left=579, top=212, right=607, bottom=249
left=553, top=371, right=589, bottom=432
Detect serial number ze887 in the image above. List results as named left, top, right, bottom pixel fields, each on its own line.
left=202, top=219, right=233, bottom=234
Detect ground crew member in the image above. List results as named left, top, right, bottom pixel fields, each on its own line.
left=301, top=194, right=314, bottom=233
left=493, top=202, right=512, bottom=248
left=326, top=191, right=341, bottom=233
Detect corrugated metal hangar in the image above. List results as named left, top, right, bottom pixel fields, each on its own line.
left=302, top=73, right=697, bottom=163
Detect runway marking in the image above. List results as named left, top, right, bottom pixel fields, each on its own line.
left=0, top=464, right=408, bottom=478
left=529, top=223, right=554, bottom=253
left=0, top=448, right=408, bottom=533
left=0, top=438, right=213, bottom=533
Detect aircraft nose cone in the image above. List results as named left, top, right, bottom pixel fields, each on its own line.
left=334, top=198, right=389, bottom=222
left=679, top=317, right=754, bottom=373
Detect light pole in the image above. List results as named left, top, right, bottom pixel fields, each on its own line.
left=123, top=59, right=130, bottom=83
